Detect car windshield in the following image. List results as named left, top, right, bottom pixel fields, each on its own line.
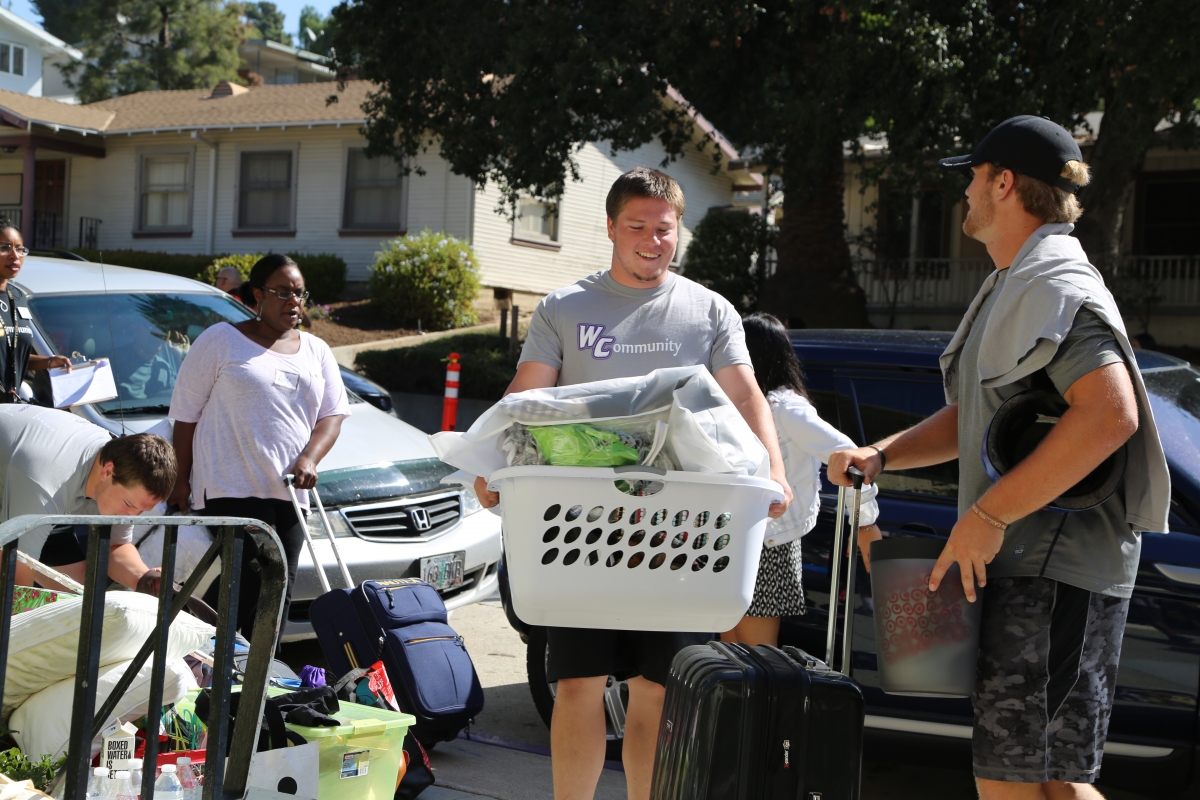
left=1141, top=363, right=1200, bottom=478
left=28, top=291, right=253, bottom=415
left=315, top=459, right=459, bottom=506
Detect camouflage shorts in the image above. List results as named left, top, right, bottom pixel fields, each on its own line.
left=972, top=576, right=1129, bottom=784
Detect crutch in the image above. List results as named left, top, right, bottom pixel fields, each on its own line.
left=285, top=474, right=354, bottom=592
left=825, top=466, right=866, bottom=675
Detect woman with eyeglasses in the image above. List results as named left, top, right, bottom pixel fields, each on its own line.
left=168, top=253, right=349, bottom=648
left=0, top=219, right=71, bottom=402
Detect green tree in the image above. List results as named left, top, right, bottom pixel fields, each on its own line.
left=330, top=0, right=968, bottom=327
left=297, top=5, right=335, bottom=56
left=64, top=0, right=243, bottom=103
left=243, top=1, right=291, bottom=44
left=683, top=211, right=776, bottom=315
left=32, top=0, right=87, bottom=44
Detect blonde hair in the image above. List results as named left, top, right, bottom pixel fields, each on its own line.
left=605, top=167, right=686, bottom=221
left=987, top=160, right=1090, bottom=224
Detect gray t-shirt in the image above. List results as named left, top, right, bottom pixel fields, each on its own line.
left=519, top=270, right=751, bottom=386
left=0, top=404, right=134, bottom=557
left=958, top=269, right=1135, bottom=597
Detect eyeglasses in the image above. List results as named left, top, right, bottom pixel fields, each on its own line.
left=261, top=286, right=310, bottom=302
left=0, top=244, right=29, bottom=257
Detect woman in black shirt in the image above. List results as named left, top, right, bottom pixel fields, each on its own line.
left=0, top=219, right=71, bottom=401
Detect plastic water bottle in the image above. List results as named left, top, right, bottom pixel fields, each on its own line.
left=153, top=764, right=185, bottom=800
left=127, top=759, right=143, bottom=798
left=111, top=771, right=137, bottom=800
left=86, top=767, right=112, bottom=798
left=175, top=757, right=199, bottom=800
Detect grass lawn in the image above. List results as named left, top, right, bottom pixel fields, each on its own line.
left=355, top=329, right=523, bottom=401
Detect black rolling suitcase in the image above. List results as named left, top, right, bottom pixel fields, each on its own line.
left=651, top=470, right=869, bottom=800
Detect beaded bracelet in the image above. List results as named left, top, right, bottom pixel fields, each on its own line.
left=970, top=502, right=1009, bottom=531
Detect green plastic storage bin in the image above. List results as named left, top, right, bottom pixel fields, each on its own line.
left=177, top=688, right=414, bottom=799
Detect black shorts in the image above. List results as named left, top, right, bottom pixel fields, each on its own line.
left=38, top=525, right=89, bottom=567
left=972, top=576, right=1129, bottom=784
left=546, top=626, right=712, bottom=685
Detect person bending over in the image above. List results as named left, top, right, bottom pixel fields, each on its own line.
left=0, top=405, right=175, bottom=589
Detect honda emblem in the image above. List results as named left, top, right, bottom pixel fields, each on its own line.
left=409, top=507, right=432, bottom=531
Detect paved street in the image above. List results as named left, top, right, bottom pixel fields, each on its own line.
left=284, top=595, right=1152, bottom=799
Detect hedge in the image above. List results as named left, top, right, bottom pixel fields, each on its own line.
left=355, top=330, right=520, bottom=401
left=73, top=249, right=346, bottom=303
left=368, top=231, right=480, bottom=330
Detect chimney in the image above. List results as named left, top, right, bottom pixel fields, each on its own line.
left=210, top=81, right=250, bottom=99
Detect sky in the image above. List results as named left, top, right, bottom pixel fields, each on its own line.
left=5, top=0, right=339, bottom=45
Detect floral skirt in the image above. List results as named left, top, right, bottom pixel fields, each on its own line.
left=746, top=539, right=806, bottom=618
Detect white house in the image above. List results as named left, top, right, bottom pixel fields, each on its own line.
left=0, top=8, right=80, bottom=102
left=0, top=80, right=759, bottom=305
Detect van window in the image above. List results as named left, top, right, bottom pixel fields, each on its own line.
left=29, top=292, right=253, bottom=414
left=852, top=376, right=959, bottom=499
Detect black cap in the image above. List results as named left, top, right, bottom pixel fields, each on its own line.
left=938, top=115, right=1085, bottom=194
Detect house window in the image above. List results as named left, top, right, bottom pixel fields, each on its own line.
left=342, top=149, right=404, bottom=230
left=0, top=44, right=25, bottom=76
left=139, top=155, right=191, bottom=230
left=514, top=198, right=559, bottom=243
left=238, top=151, right=294, bottom=230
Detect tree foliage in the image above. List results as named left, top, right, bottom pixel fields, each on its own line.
left=330, top=0, right=1200, bottom=327
left=63, top=0, right=243, bottom=103
left=243, top=1, right=290, bottom=44
left=297, top=5, right=336, bottom=56
left=683, top=211, right=776, bottom=315
left=32, top=0, right=87, bottom=45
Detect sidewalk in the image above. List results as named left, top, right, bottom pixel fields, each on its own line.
left=328, top=320, right=501, bottom=368
left=425, top=738, right=626, bottom=800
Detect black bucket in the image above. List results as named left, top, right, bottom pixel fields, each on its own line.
left=869, top=537, right=983, bottom=697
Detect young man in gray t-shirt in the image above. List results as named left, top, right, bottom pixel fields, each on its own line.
left=475, top=167, right=791, bottom=800
left=831, top=117, right=1168, bottom=799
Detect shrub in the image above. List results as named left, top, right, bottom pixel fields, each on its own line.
left=356, top=330, right=519, bottom=401
left=199, top=253, right=260, bottom=286
left=289, top=252, right=347, bottom=304
left=368, top=231, right=480, bottom=330
left=0, top=748, right=66, bottom=791
left=73, top=249, right=216, bottom=280
left=682, top=211, right=776, bottom=314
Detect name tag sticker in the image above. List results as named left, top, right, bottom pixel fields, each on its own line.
left=17, top=306, right=31, bottom=319
left=273, top=369, right=300, bottom=391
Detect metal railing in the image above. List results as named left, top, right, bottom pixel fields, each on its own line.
left=0, top=206, right=19, bottom=230
left=852, top=255, right=1200, bottom=316
left=0, top=514, right=286, bottom=800
left=79, top=217, right=101, bottom=251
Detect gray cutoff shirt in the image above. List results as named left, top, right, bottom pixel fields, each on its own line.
left=0, top=404, right=134, bottom=557
left=958, top=269, right=1136, bottom=597
left=519, top=270, right=751, bottom=386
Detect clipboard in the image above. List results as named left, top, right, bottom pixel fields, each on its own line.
left=49, top=358, right=119, bottom=408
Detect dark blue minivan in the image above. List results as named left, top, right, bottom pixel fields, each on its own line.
left=508, top=329, right=1200, bottom=795
left=782, top=330, right=1200, bottom=797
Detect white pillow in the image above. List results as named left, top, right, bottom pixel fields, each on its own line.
left=9, top=657, right=197, bottom=761
left=3, top=592, right=214, bottom=718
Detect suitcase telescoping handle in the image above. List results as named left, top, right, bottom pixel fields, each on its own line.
left=284, top=474, right=355, bottom=592
left=825, top=466, right=865, bottom=674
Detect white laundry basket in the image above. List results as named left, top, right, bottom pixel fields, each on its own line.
left=488, top=464, right=783, bottom=632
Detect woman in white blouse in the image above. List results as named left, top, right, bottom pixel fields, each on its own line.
left=168, top=254, right=349, bottom=650
left=722, top=313, right=881, bottom=647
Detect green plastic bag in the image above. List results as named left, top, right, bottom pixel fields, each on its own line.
left=528, top=424, right=640, bottom=467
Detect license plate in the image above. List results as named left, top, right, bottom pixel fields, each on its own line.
left=421, top=551, right=466, bottom=591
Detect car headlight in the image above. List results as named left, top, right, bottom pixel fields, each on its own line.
left=461, top=486, right=485, bottom=516
left=307, top=509, right=356, bottom=538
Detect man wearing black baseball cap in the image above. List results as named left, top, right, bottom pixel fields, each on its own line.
left=830, top=115, right=1170, bottom=799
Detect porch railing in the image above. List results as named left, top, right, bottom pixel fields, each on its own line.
left=79, top=217, right=101, bottom=250
left=0, top=207, right=64, bottom=249
left=0, top=514, right=287, bottom=800
left=852, top=255, right=1200, bottom=316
